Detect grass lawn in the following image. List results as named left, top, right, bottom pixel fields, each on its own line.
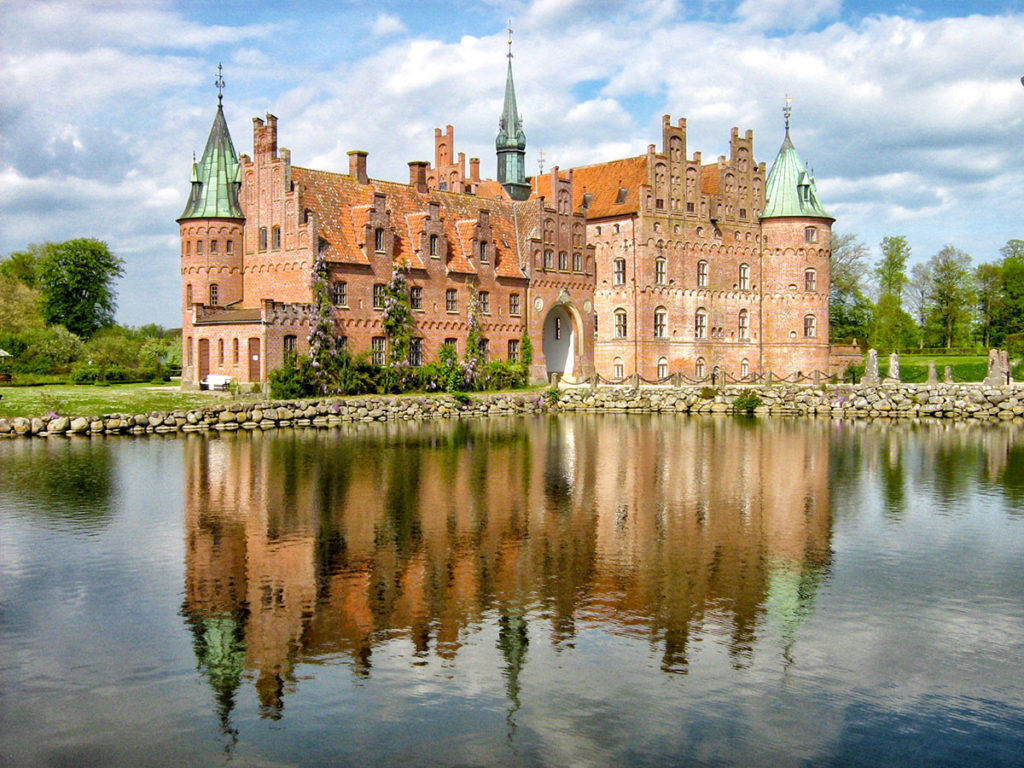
left=0, top=381, right=226, bottom=419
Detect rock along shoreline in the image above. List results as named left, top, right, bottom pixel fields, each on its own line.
left=1, top=382, right=1023, bottom=439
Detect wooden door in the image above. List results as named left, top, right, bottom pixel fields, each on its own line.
left=198, top=338, right=210, bottom=382
left=248, top=338, right=261, bottom=381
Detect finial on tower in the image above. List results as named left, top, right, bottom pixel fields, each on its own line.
left=215, top=63, right=225, bottom=106
left=783, top=94, right=793, bottom=133
left=507, top=19, right=514, bottom=59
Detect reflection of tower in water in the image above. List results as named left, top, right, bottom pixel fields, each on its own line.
left=180, top=417, right=833, bottom=724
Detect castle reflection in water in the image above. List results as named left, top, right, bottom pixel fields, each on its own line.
left=180, top=414, right=836, bottom=724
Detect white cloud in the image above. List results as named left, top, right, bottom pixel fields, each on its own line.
left=372, top=12, right=407, bottom=36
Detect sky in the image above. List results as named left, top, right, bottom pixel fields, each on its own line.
left=1, top=0, right=1021, bottom=328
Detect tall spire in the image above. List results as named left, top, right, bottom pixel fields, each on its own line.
left=179, top=65, right=244, bottom=221
left=761, top=97, right=832, bottom=221
left=496, top=21, right=530, bottom=201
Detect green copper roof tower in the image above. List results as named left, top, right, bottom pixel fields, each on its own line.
left=496, top=23, right=530, bottom=201
left=179, top=65, right=244, bottom=222
left=762, top=99, right=832, bottom=221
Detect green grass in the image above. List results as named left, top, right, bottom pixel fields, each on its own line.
left=0, top=382, right=225, bottom=419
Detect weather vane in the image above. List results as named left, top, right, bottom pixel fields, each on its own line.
left=783, top=94, right=793, bottom=131
left=215, top=63, right=225, bottom=105
left=507, top=19, right=514, bottom=59
left=538, top=149, right=546, bottom=175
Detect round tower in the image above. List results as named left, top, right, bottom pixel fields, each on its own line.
left=758, top=102, right=833, bottom=376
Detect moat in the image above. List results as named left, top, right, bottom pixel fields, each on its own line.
left=2, top=415, right=1023, bottom=767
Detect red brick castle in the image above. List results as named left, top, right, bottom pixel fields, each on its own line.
left=179, top=60, right=832, bottom=388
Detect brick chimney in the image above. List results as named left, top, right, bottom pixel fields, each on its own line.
left=408, top=161, right=428, bottom=193
left=348, top=150, right=368, bottom=185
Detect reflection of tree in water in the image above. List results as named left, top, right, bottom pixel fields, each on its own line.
left=1, top=438, right=116, bottom=530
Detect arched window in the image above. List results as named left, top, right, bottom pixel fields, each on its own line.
left=613, top=357, right=624, bottom=379
left=655, top=258, right=666, bottom=285
left=739, top=263, right=750, bottom=290
left=805, top=268, right=817, bottom=292
left=738, top=309, right=749, bottom=340
left=697, top=260, right=708, bottom=288
left=657, top=357, right=668, bottom=379
left=654, top=307, right=667, bottom=338
left=694, top=308, right=707, bottom=339
left=741, top=358, right=750, bottom=378
left=695, top=357, right=706, bottom=379
left=209, top=283, right=219, bottom=306
left=614, top=258, right=626, bottom=285
left=804, top=314, right=817, bottom=338
left=614, top=309, right=628, bottom=338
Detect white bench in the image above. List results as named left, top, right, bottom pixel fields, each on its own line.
left=202, top=374, right=232, bottom=391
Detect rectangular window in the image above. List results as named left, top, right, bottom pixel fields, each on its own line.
left=446, top=288, right=457, bottom=313
left=508, top=339, right=520, bottom=362
left=410, top=285, right=423, bottom=310
left=479, top=291, right=490, bottom=314
left=509, top=293, right=520, bottom=316
left=373, top=283, right=385, bottom=309
left=614, top=259, right=626, bottom=285
left=371, top=337, right=386, bottom=365
left=333, top=281, right=348, bottom=307
left=409, top=338, right=423, bottom=366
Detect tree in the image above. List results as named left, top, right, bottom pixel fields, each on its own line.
left=875, top=236, right=911, bottom=301
left=36, top=239, right=124, bottom=339
left=829, top=232, right=873, bottom=342
left=923, top=245, right=974, bottom=349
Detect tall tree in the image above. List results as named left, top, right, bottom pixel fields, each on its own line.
left=875, top=236, right=911, bottom=301
left=36, top=239, right=124, bottom=339
left=828, top=232, right=873, bottom=343
left=924, top=245, right=974, bottom=349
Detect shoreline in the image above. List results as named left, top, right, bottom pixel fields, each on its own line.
left=2, top=382, right=1022, bottom=438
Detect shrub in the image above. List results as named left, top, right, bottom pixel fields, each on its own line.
left=733, top=390, right=762, bottom=414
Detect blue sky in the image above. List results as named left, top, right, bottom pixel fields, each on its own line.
left=1, top=0, right=1021, bottom=327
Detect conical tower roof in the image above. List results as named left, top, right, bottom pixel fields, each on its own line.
left=179, top=102, right=243, bottom=221
left=762, top=128, right=831, bottom=220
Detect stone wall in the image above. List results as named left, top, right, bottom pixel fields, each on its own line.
left=2, top=382, right=1022, bottom=438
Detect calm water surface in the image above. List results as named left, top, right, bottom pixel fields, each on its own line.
left=1, top=415, right=1023, bottom=767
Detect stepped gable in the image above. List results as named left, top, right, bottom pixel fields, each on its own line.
left=291, top=166, right=525, bottom=279
left=569, top=156, right=647, bottom=218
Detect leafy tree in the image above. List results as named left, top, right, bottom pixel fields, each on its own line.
left=974, top=262, right=1003, bottom=347
left=829, top=232, right=873, bottom=342
left=36, top=239, right=124, bottom=339
left=923, top=245, right=974, bottom=348
left=875, top=236, right=911, bottom=301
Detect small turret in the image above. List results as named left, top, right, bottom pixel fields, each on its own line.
left=495, top=23, right=530, bottom=201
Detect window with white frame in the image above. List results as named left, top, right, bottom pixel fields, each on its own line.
left=654, top=307, right=667, bottom=338
left=695, top=308, right=708, bottom=339
left=371, top=336, right=386, bottom=365
left=614, top=309, right=627, bottom=338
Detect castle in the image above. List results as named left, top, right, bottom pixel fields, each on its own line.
left=178, top=56, right=833, bottom=388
